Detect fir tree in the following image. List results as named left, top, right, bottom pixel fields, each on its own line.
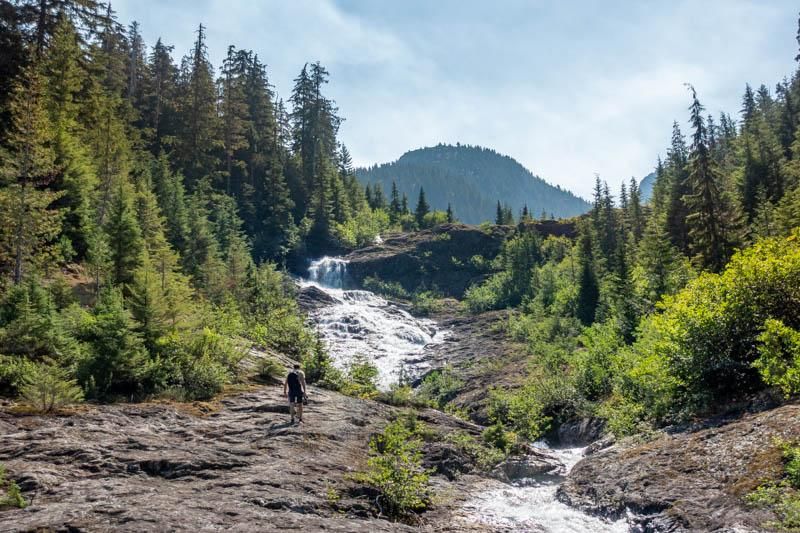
left=683, top=85, right=735, bottom=272
left=415, top=188, right=430, bottom=228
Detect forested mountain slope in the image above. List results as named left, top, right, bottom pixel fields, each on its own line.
left=356, top=144, right=591, bottom=224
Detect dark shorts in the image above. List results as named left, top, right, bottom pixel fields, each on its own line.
left=288, top=391, right=303, bottom=404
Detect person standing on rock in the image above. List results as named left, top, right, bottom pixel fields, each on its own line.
left=283, top=364, right=307, bottom=424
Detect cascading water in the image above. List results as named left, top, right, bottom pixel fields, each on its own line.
left=307, top=257, right=349, bottom=289
left=302, top=257, right=626, bottom=532
left=301, top=257, right=446, bottom=389
left=461, top=443, right=628, bottom=532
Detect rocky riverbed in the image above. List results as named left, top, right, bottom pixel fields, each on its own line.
left=0, top=383, right=494, bottom=532
left=558, top=402, right=800, bottom=532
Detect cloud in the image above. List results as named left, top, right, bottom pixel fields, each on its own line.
left=114, top=0, right=799, bottom=198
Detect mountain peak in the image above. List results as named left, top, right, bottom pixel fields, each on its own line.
left=356, top=144, right=591, bottom=224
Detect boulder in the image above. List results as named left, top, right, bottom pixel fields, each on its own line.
left=490, top=448, right=565, bottom=483
left=556, top=417, right=606, bottom=446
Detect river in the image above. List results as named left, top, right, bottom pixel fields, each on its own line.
left=302, top=257, right=627, bottom=532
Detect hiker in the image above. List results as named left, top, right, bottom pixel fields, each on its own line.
left=283, top=363, right=307, bottom=424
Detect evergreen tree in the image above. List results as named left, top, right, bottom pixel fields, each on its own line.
left=684, top=85, right=735, bottom=272
left=389, top=180, right=402, bottom=222
left=141, top=38, right=178, bottom=151
left=0, top=64, right=62, bottom=284
left=41, top=17, right=97, bottom=259
left=175, top=24, right=219, bottom=187
left=575, top=229, right=599, bottom=326
left=415, top=188, right=430, bottom=228
left=104, top=182, right=143, bottom=286
left=446, top=203, right=455, bottom=223
left=218, top=45, right=249, bottom=196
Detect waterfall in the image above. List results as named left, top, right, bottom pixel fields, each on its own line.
left=307, top=257, right=349, bottom=289
left=301, top=257, right=446, bottom=389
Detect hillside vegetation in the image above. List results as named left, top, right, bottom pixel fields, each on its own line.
left=357, top=144, right=591, bottom=224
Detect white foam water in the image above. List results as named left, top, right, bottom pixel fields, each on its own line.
left=461, top=443, right=629, bottom=532
left=302, top=257, right=447, bottom=389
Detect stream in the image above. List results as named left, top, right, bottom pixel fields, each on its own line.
left=302, top=257, right=627, bottom=532
left=301, top=257, right=447, bottom=389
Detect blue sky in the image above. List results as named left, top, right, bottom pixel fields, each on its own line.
left=114, top=0, right=799, bottom=199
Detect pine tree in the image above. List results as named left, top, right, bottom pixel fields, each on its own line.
left=627, top=177, right=643, bottom=241
left=575, top=229, right=599, bottom=326
left=141, top=38, right=178, bottom=151
left=389, top=181, right=402, bottom=222
left=665, top=122, right=691, bottom=252
left=683, top=85, right=735, bottom=272
left=495, top=200, right=504, bottom=225
left=0, top=64, right=63, bottom=284
left=175, top=24, right=219, bottom=188
left=218, top=45, right=249, bottom=196
left=151, top=151, right=189, bottom=254
left=415, top=188, right=430, bottom=228
left=446, top=203, right=455, bottom=223
left=104, top=182, right=144, bottom=286
left=41, top=17, right=97, bottom=259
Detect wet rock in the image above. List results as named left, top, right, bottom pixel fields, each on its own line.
left=557, top=418, right=606, bottom=446
left=296, top=284, right=339, bottom=311
left=490, top=449, right=565, bottom=483
left=557, top=403, right=800, bottom=532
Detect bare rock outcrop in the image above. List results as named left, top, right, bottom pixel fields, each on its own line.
left=557, top=403, right=800, bottom=532
left=0, top=387, right=489, bottom=532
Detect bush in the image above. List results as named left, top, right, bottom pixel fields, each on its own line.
left=257, top=356, right=284, bottom=382
left=746, top=440, right=800, bottom=530
left=341, top=354, right=379, bottom=399
left=445, top=431, right=505, bottom=470
left=355, top=418, right=431, bottom=517
left=0, top=465, right=25, bottom=509
left=482, top=422, right=516, bottom=453
left=0, top=354, right=37, bottom=396
left=302, top=338, right=344, bottom=390
left=417, top=365, right=462, bottom=409
left=362, top=277, right=409, bottom=300
left=755, top=319, right=800, bottom=398
left=611, top=232, right=800, bottom=423
left=487, top=386, right=551, bottom=441
left=19, top=362, right=84, bottom=413
left=411, top=291, right=443, bottom=317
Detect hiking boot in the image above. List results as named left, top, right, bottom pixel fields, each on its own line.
left=290, top=417, right=295, bottom=424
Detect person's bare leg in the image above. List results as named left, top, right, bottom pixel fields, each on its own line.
left=297, top=402, right=304, bottom=422
left=289, top=401, right=295, bottom=422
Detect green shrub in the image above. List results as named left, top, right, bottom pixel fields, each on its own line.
left=355, top=418, right=431, bottom=517
left=19, top=362, right=84, bottom=413
left=341, top=354, right=379, bottom=399
left=302, top=338, right=344, bottom=390
left=0, top=465, right=25, bottom=509
left=362, top=276, right=410, bottom=300
left=417, top=365, right=463, bottom=409
left=411, top=291, right=443, bottom=317
left=611, top=232, right=800, bottom=423
left=257, top=356, right=284, bottom=382
left=482, top=422, right=516, bottom=453
left=445, top=431, right=505, bottom=470
left=487, top=386, right=551, bottom=441
left=755, top=319, right=800, bottom=398
left=0, top=354, right=37, bottom=395
left=746, top=440, right=800, bottom=530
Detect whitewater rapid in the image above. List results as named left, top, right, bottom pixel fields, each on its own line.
left=302, top=257, right=627, bottom=532
left=301, top=257, right=447, bottom=389
left=461, top=443, right=628, bottom=532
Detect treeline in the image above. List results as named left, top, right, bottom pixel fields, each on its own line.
left=0, top=0, right=376, bottom=406
left=463, top=25, right=800, bottom=437
left=356, top=144, right=591, bottom=225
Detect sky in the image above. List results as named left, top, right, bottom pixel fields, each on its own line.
left=114, top=0, right=799, bottom=200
